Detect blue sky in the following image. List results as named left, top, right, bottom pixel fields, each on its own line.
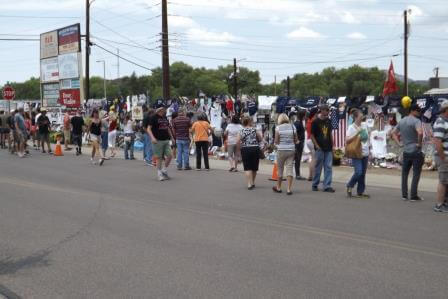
left=1, top=0, right=447, bottom=86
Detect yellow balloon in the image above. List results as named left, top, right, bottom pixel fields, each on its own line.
left=401, top=96, right=412, bottom=109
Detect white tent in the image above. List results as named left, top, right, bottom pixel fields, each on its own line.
left=258, top=95, right=277, bottom=110
left=424, top=88, right=448, bottom=95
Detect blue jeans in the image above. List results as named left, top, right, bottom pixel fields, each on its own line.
left=101, top=131, right=108, bottom=151
left=313, top=150, right=333, bottom=189
left=176, top=139, right=190, bottom=168
left=347, top=156, right=368, bottom=195
left=143, top=132, right=153, bottom=162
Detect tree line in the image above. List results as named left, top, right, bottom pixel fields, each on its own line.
left=1, top=62, right=428, bottom=101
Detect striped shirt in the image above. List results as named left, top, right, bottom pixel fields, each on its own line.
left=276, top=123, right=296, bottom=151
left=433, top=115, right=448, bottom=156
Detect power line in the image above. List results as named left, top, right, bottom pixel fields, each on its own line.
left=93, top=43, right=154, bottom=71
left=91, top=35, right=160, bottom=51
left=93, top=38, right=158, bottom=67
left=93, top=20, right=161, bottom=55
left=0, top=38, right=39, bottom=41
left=167, top=2, right=448, bottom=17
left=0, top=14, right=80, bottom=19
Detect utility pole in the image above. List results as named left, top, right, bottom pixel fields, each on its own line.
left=161, top=0, right=170, bottom=100
left=287, top=76, right=290, bottom=97
left=404, top=9, right=409, bottom=96
left=233, top=58, right=238, bottom=101
left=85, top=0, right=91, bottom=102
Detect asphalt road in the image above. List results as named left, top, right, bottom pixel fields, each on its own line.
left=0, top=149, right=446, bottom=298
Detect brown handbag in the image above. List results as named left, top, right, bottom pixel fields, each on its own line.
left=345, top=135, right=363, bottom=159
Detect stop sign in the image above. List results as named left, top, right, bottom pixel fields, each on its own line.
left=2, top=86, right=15, bottom=100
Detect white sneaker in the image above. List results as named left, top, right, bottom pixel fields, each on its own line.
left=158, top=174, right=166, bottom=181
left=161, top=169, right=170, bottom=180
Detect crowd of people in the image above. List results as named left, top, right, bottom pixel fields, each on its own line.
left=1, top=98, right=447, bottom=213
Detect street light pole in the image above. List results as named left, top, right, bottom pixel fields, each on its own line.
left=97, top=60, right=106, bottom=100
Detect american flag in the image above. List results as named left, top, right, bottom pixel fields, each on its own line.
left=331, top=108, right=347, bottom=149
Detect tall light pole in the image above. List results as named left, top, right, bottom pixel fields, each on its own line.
left=404, top=9, right=411, bottom=96
left=233, top=58, right=247, bottom=100
left=85, top=0, right=96, bottom=102
left=97, top=60, right=107, bottom=100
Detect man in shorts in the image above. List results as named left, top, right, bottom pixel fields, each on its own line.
left=37, top=108, right=52, bottom=154
left=63, top=110, right=72, bottom=151
left=433, top=101, right=448, bottom=212
left=148, top=106, right=175, bottom=181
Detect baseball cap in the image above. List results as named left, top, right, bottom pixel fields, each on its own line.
left=410, top=104, right=422, bottom=112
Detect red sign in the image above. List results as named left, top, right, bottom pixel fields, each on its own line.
left=2, top=86, right=15, bottom=100
left=59, top=89, right=80, bottom=108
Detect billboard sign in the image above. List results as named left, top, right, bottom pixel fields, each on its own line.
left=58, top=53, right=79, bottom=79
left=42, top=83, right=60, bottom=107
left=58, top=24, right=80, bottom=54
left=60, top=78, right=80, bottom=90
left=40, top=23, right=82, bottom=108
left=59, top=89, right=81, bottom=108
left=40, top=30, right=58, bottom=59
left=40, top=57, right=59, bottom=82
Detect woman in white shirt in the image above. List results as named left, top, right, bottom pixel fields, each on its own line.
left=224, top=115, right=243, bottom=172
left=345, top=109, right=370, bottom=198
left=273, top=113, right=298, bottom=195
left=123, top=114, right=136, bottom=160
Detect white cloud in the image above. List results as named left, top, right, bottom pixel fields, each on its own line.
left=340, top=11, right=359, bottom=24
left=287, top=27, right=325, bottom=40
left=186, top=28, right=238, bottom=46
left=347, top=32, right=367, bottom=39
left=168, top=16, right=197, bottom=28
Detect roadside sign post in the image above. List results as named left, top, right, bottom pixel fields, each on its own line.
left=2, top=85, right=15, bottom=113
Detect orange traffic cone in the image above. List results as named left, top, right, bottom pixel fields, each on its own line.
left=54, top=136, right=63, bottom=156
left=268, top=161, right=286, bottom=181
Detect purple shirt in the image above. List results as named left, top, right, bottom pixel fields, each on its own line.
left=172, top=116, right=191, bottom=140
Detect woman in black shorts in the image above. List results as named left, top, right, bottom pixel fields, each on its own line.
left=88, top=110, right=105, bottom=166
left=237, top=116, right=263, bottom=190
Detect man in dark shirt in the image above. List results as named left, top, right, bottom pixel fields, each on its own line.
left=172, top=108, right=192, bottom=170
left=311, top=105, right=334, bottom=192
left=293, top=110, right=306, bottom=180
left=148, top=106, right=174, bottom=181
left=37, top=109, right=52, bottom=154
left=71, top=110, right=85, bottom=155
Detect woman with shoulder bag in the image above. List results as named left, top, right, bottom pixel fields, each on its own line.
left=237, top=116, right=263, bottom=190
left=345, top=109, right=370, bottom=198
left=224, top=115, right=243, bottom=172
left=273, top=113, right=298, bottom=195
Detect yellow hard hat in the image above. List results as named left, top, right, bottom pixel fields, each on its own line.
left=401, top=96, right=412, bottom=109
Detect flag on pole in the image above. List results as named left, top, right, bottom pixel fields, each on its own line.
left=382, top=61, right=399, bottom=96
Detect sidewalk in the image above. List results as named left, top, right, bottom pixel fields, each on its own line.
left=59, top=142, right=436, bottom=193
